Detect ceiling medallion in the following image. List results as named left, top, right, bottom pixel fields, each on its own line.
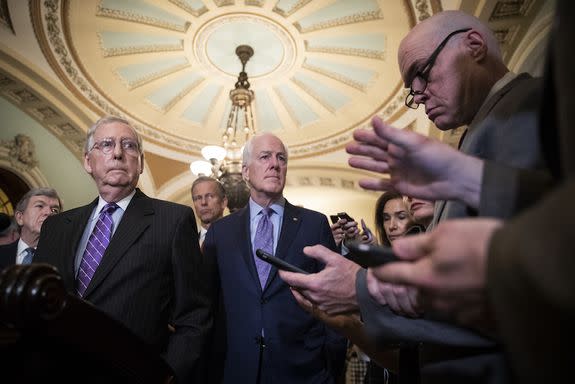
left=193, top=13, right=296, bottom=80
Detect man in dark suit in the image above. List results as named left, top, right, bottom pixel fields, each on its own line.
left=0, top=187, right=61, bottom=270
left=281, top=10, right=548, bottom=384
left=202, top=132, right=347, bottom=383
left=35, top=116, right=217, bottom=383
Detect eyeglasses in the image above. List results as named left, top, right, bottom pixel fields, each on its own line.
left=405, top=28, right=472, bottom=109
left=90, top=138, right=140, bottom=156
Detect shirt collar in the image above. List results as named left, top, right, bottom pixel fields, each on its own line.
left=17, top=238, right=33, bottom=256
left=248, top=197, right=286, bottom=219
left=96, top=189, right=136, bottom=215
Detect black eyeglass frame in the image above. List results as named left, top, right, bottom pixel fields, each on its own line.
left=404, top=28, right=472, bottom=109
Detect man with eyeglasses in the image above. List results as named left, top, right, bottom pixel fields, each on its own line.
left=0, top=187, right=61, bottom=270
left=191, top=176, right=228, bottom=248
left=35, top=116, right=217, bottom=383
left=280, top=9, right=548, bottom=384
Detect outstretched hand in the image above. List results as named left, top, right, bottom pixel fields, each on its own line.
left=346, top=116, right=483, bottom=208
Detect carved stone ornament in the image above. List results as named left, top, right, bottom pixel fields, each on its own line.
left=1, top=134, right=39, bottom=170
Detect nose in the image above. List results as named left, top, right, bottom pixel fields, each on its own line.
left=413, top=92, right=428, bottom=106
left=389, top=218, right=398, bottom=231
left=112, top=141, right=124, bottom=158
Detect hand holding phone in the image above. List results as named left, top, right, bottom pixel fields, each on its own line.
left=337, top=212, right=354, bottom=222
left=345, top=241, right=398, bottom=268
left=360, top=219, right=375, bottom=243
left=330, top=214, right=340, bottom=224
left=255, top=249, right=310, bottom=275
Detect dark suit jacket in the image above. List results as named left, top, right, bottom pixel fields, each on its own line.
left=358, top=74, right=547, bottom=384
left=0, top=240, right=18, bottom=270
left=35, top=189, right=217, bottom=383
left=488, top=2, right=575, bottom=382
left=203, top=200, right=347, bottom=384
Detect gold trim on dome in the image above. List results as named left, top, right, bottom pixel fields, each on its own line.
left=305, top=44, right=385, bottom=60
left=147, top=78, right=205, bottom=113
left=245, top=0, right=265, bottom=7
left=273, top=86, right=301, bottom=127
left=34, top=0, right=203, bottom=154
left=0, top=68, right=85, bottom=159
left=118, top=62, right=190, bottom=90
left=100, top=43, right=184, bottom=58
left=213, top=0, right=235, bottom=7
left=291, top=77, right=336, bottom=114
left=273, top=0, right=313, bottom=17
left=413, top=0, right=432, bottom=21
left=169, top=0, right=208, bottom=17
left=96, top=3, right=190, bottom=33
left=294, top=10, right=382, bottom=33
left=302, top=62, right=367, bottom=92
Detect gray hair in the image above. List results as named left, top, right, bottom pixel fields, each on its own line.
left=15, top=187, right=62, bottom=213
left=191, top=176, right=226, bottom=199
left=84, top=116, right=143, bottom=155
left=242, top=133, right=289, bottom=167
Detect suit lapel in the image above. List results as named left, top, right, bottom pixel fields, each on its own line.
left=263, top=201, right=301, bottom=291
left=63, top=200, right=97, bottom=288
left=83, top=190, right=152, bottom=298
left=238, top=207, right=262, bottom=289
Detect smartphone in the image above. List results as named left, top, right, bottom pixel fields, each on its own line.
left=330, top=214, right=340, bottom=224
left=337, top=212, right=354, bottom=222
left=255, top=249, right=310, bottom=275
left=345, top=241, right=398, bottom=268
left=360, top=219, right=375, bottom=242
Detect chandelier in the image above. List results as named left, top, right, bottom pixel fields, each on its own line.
left=191, top=45, right=256, bottom=212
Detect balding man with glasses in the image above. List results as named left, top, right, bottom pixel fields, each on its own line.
left=281, top=10, right=548, bottom=384
left=35, top=116, right=217, bottom=383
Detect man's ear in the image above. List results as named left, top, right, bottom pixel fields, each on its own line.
left=242, top=164, right=249, bottom=183
left=222, top=196, right=228, bottom=209
left=15, top=211, right=24, bottom=226
left=83, top=153, right=93, bottom=174
left=465, top=30, right=487, bottom=61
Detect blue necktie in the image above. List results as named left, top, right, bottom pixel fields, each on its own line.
left=253, top=208, right=274, bottom=287
left=21, top=247, right=35, bottom=265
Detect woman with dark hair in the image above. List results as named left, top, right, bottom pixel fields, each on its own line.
left=374, top=191, right=415, bottom=246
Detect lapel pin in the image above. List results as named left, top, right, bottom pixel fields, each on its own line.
left=293, top=217, right=298, bottom=221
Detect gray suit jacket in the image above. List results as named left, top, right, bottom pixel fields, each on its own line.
left=358, top=74, right=545, bottom=384
left=433, top=73, right=545, bottom=224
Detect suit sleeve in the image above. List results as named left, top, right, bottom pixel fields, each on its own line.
left=479, top=162, right=554, bottom=218
left=165, top=207, right=218, bottom=382
left=355, top=269, right=494, bottom=348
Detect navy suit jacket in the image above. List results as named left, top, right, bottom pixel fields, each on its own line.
left=0, top=240, right=18, bottom=270
left=203, top=200, right=347, bottom=384
left=35, top=189, right=217, bottom=383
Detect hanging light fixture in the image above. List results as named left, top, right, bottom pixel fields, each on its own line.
left=191, top=45, right=255, bottom=212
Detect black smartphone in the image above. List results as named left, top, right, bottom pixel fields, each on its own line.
left=330, top=214, right=340, bottom=224
left=255, top=249, right=310, bottom=275
left=345, top=241, right=398, bottom=268
left=337, top=212, right=354, bottom=222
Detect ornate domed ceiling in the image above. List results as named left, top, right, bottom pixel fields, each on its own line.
left=32, top=0, right=419, bottom=158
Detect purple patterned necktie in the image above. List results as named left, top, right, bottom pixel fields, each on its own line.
left=253, top=207, right=274, bottom=287
left=76, top=202, right=118, bottom=297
